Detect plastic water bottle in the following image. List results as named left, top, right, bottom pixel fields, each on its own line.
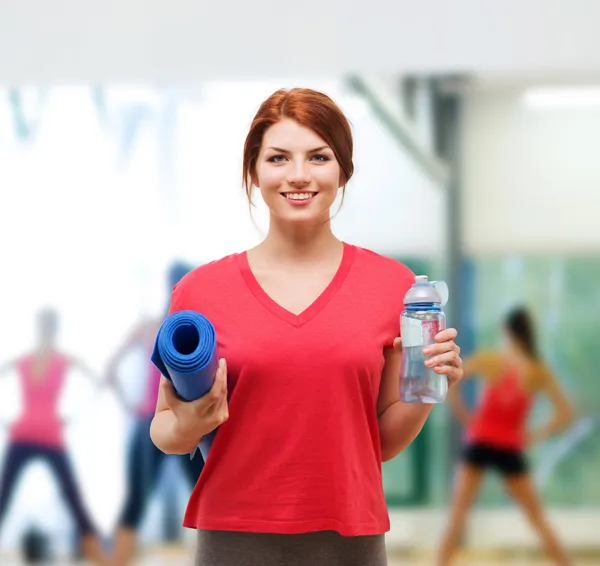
left=400, top=275, right=449, bottom=404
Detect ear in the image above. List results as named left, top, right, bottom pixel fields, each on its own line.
left=250, top=171, right=259, bottom=189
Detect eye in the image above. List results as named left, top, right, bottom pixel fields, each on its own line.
left=311, top=154, right=330, bottom=162
left=267, top=155, right=287, bottom=163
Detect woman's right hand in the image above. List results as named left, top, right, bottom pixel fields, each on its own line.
left=161, top=358, right=229, bottom=442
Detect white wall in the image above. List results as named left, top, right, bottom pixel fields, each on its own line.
left=2, top=0, right=600, bottom=82
left=462, top=86, right=600, bottom=254
left=0, top=79, right=444, bottom=551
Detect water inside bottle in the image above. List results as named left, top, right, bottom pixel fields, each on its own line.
left=400, top=311, right=448, bottom=403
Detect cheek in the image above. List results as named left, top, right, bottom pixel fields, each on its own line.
left=255, top=165, right=284, bottom=191
left=314, top=165, right=342, bottom=190
left=258, top=175, right=284, bottom=200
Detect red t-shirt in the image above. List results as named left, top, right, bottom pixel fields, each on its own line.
left=168, top=243, right=414, bottom=536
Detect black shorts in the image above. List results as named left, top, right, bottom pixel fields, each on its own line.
left=462, top=442, right=528, bottom=476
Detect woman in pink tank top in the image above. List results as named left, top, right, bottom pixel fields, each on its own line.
left=437, top=307, right=575, bottom=566
left=0, top=308, right=107, bottom=565
left=105, top=261, right=204, bottom=566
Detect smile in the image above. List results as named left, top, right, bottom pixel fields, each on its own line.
left=281, top=192, right=317, bottom=201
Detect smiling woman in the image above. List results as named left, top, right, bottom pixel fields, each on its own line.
left=253, top=119, right=341, bottom=224
left=242, top=88, right=354, bottom=225
left=149, top=87, right=463, bottom=566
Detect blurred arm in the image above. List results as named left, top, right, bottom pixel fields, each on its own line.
left=61, top=355, right=108, bottom=425
left=0, top=359, right=17, bottom=378
left=377, top=345, right=434, bottom=462
left=446, top=353, right=487, bottom=426
left=0, top=359, right=17, bottom=426
left=68, top=355, right=104, bottom=389
left=104, top=323, right=145, bottom=410
left=528, top=364, right=575, bottom=445
left=105, top=323, right=143, bottom=384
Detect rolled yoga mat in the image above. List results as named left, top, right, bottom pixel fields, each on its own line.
left=150, top=310, right=219, bottom=461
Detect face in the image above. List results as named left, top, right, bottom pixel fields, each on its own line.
left=253, top=118, right=342, bottom=225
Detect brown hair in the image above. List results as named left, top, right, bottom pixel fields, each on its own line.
left=505, top=306, right=539, bottom=359
left=242, top=88, right=354, bottom=206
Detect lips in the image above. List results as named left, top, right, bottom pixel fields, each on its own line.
left=281, top=191, right=317, bottom=201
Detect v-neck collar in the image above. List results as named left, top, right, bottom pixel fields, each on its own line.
left=237, top=242, right=356, bottom=328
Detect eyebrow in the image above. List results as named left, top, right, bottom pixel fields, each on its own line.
left=266, top=145, right=330, bottom=154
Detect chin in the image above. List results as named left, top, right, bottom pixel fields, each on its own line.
left=277, top=209, right=330, bottom=225
left=266, top=194, right=334, bottom=225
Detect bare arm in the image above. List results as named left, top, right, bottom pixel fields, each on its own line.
left=446, top=351, right=497, bottom=426
left=105, top=324, right=144, bottom=384
left=377, top=329, right=462, bottom=462
left=67, top=356, right=104, bottom=389
left=528, top=364, right=575, bottom=445
left=0, top=359, right=17, bottom=378
left=447, top=353, right=484, bottom=426
left=150, top=377, right=202, bottom=454
left=150, top=360, right=229, bottom=455
left=377, top=340, right=434, bottom=462
left=0, top=359, right=17, bottom=426
left=104, top=323, right=145, bottom=409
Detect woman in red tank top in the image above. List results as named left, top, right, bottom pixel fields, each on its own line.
left=437, top=307, right=575, bottom=566
left=0, top=308, right=106, bottom=565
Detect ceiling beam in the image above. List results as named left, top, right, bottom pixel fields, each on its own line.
left=347, top=75, right=450, bottom=187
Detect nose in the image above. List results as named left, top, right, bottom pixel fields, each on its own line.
left=287, top=160, right=311, bottom=188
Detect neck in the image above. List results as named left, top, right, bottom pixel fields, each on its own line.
left=505, top=340, right=531, bottom=362
left=260, top=216, right=341, bottom=264
left=35, top=341, right=54, bottom=355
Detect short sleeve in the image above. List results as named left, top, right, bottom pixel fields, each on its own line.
left=167, top=282, right=183, bottom=316
left=383, top=261, right=415, bottom=349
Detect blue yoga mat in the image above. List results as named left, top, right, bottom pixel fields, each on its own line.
left=150, top=310, right=220, bottom=461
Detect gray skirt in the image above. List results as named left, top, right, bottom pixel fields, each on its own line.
left=195, top=529, right=387, bottom=566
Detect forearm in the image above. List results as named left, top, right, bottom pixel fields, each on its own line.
left=150, top=410, right=200, bottom=455
left=69, top=357, right=104, bottom=388
left=105, top=358, right=121, bottom=386
left=530, top=410, right=575, bottom=443
left=0, top=360, right=16, bottom=377
left=448, top=387, right=473, bottom=427
left=378, top=401, right=434, bottom=462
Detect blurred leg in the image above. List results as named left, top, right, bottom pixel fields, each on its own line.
left=44, top=447, right=107, bottom=566
left=436, top=464, right=484, bottom=566
left=503, top=473, right=573, bottom=566
left=111, top=418, right=165, bottom=566
left=0, top=444, right=32, bottom=533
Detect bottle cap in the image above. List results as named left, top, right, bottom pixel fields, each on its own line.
left=404, top=275, right=449, bottom=306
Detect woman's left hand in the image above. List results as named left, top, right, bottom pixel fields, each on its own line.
left=392, top=327, right=463, bottom=389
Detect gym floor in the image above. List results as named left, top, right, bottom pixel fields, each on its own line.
left=2, top=545, right=598, bottom=565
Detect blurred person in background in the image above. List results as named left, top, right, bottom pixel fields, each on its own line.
left=106, top=261, right=204, bottom=566
left=437, top=306, right=575, bottom=566
left=0, top=308, right=107, bottom=565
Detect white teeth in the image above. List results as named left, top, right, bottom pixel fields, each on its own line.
left=285, top=192, right=314, bottom=200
